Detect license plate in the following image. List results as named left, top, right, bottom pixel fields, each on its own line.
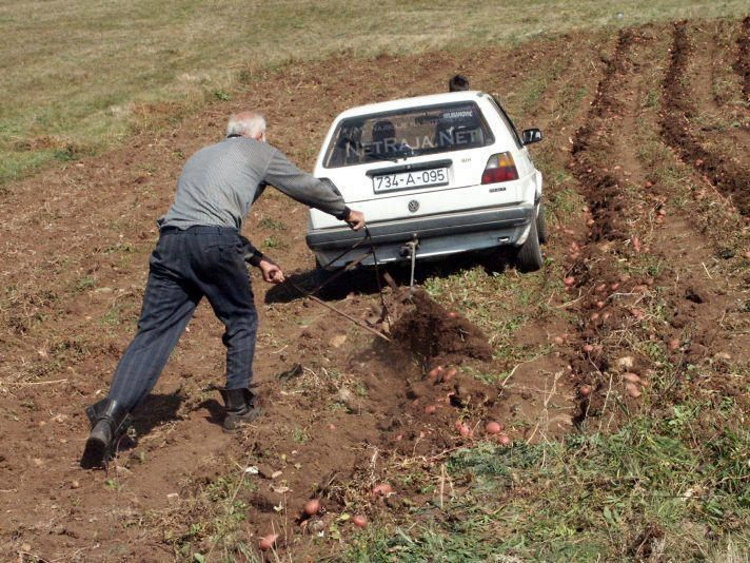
left=372, top=167, right=449, bottom=193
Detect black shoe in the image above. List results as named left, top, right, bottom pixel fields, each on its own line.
left=80, top=399, right=132, bottom=469
left=217, top=387, right=261, bottom=432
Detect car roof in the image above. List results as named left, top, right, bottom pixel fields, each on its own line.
left=334, top=91, right=489, bottom=119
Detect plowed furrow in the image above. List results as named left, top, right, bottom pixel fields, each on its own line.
left=569, top=30, right=637, bottom=245
left=564, top=23, right=748, bottom=424
left=705, top=19, right=750, bottom=112
left=688, top=20, right=750, bottom=173
left=565, top=29, right=659, bottom=414
left=662, top=21, right=750, bottom=215
left=735, top=16, right=750, bottom=101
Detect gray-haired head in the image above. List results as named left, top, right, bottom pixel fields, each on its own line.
left=226, top=111, right=267, bottom=140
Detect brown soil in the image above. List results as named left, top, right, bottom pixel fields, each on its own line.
left=1, top=17, right=749, bottom=562
left=662, top=21, right=750, bottom=214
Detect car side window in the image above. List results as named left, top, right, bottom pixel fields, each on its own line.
left=486, top=96, right=524, bottom=149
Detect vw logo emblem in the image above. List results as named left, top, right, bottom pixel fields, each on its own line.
left=408, top=200, right=420, bottom=213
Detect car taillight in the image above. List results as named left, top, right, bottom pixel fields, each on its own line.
left=481, top=152, right=519, bottom=184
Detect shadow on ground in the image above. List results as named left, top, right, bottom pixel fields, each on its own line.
left=264, top=251, right=511, bottom=304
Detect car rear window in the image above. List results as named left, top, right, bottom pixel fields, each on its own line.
left=323, top=102, right=494, bottom=168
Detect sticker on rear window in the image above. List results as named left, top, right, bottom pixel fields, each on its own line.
left=441, top=110, right=474, bottom=120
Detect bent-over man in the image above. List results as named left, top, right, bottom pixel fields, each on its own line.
left=81, top=111, right=365, bottom=469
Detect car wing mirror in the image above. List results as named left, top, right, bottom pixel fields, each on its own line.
left=522, top=128, right=543, bottom=145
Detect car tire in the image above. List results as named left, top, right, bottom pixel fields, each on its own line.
left=516, top=218, right=544, bottom=273
left=536, top=202, right=549, bottom=245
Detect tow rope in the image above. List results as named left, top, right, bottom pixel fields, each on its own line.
left=285, top=225, right=392, bottom=342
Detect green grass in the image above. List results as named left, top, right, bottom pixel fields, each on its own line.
left=2, top=1, right=749, bottom=185
left=344, top=418, right=750, bottom=561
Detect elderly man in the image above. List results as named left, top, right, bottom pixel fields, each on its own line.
left=81, top=111, right=365, bottom=469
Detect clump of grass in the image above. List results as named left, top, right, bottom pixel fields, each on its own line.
left=162, top=465, right=261, bottom=562
left=258, top=216, right=287, bottom=231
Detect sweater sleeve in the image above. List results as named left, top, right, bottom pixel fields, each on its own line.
left=262, top=149, right=350, bottom=220
left=239, top=235, right=265, bottom=266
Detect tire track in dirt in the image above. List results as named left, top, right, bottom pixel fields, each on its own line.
left=662, top=20, right=750, bottom=215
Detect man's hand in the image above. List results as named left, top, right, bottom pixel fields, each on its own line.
left=345, top=209, right=366, bottom=231
left=258, top=258, right=285, bottom=284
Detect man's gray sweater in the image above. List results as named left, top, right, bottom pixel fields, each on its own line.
left=159, top=136, right=349, bottom=230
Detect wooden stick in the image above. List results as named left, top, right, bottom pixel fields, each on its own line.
left=2, top=378, right=68, bottom=386
left=440, top=463, right=446, bottom=510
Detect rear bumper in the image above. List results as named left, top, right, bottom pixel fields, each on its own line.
left=306, top=204, right=534, bottom=267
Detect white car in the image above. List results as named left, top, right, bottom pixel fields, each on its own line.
left=306, top=91, right=546, bottom=273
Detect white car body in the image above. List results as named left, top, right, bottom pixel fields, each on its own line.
left=306, top=91, right=544, bottom=271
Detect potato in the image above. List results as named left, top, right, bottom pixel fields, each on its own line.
left=427, top=365, right=444, bottom=380
left=303, top=499, right=320, bottom=516
left=485, top=421, right=503, bottom=434
left=455, top=421, right=472, bottom=437
left=258, top=533, right=278, bottom=551
left=622, top=372, right=642, bottom=384
left=625, top=382, right=642, bottom=398
left=372, top=483, right=392, bottom=497
left=443, top=367, right=457, bottom=382
left=353, top=515, right=368, bottom=528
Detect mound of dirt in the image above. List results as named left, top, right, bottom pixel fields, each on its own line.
left=388, top=289, right=493, bottom=367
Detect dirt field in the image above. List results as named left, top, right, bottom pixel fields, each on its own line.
left=1, top=17, right=749, bottom=561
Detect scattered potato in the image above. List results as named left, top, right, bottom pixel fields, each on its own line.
left=303, top=499, right=320, bottom=516
left=258, top=534, right=278, bottom=551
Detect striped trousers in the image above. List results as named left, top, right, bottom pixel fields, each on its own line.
left=107, top=226, right=258, bottom=411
